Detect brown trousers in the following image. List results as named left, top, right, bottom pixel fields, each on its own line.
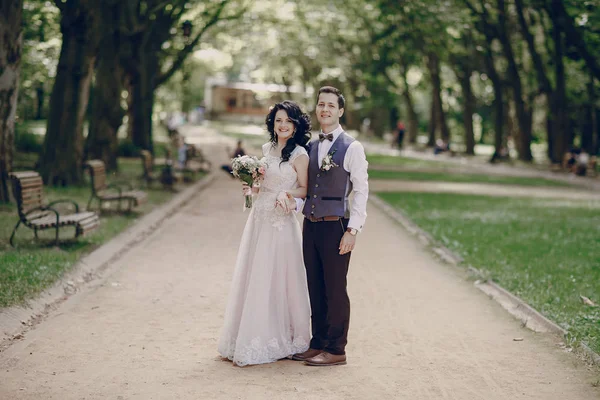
left=302, top=218, right=351, bottom=355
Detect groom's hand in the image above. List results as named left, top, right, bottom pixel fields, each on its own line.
left=339, top=233, right=356, bottom=255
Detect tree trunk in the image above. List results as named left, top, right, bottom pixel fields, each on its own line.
left=515, top=0, right=556, bottom=160
left=126, top=31, right=159, bottom=154
left=458, top=68, right=476, bottom=155
left=428, top=90, right=437, bottom=147
left=129, top=63, right=156, bottom=153
left=124, top=73, right=134, bottom=140
left=428, top=53, right=450, bottom=143
left=548, top=0, right=569, bottom=163
left=595, top=109, right=600, bottom=156
left=0, top=0, right=23, bottom=203
left=497, top=0, right=533, bottom=161
left=401, top=64, right=419, bottom=144
left=582, top=75, right=595, bottom=154
left=35, top=84, right=44, bottom=120
left=483, top=56, right=504, bottom=156
left=85, top=23, right=125, bottom=171
left=39, top=2, right=101, bottom=186
left=480, top=39, right=504, bottom=158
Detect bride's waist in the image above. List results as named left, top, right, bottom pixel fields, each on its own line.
left=258, top=185, right=296, bottom=195
left=259, top=185, right=280, bottom=194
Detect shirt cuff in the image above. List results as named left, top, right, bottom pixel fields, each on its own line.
left=294, top=198, right=304, bottom=213
left=347, top=218, right=364, bottom=233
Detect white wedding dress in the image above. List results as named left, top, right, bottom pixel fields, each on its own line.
left=218, top=143, right=311, bottom=366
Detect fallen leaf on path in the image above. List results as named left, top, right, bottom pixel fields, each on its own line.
left=580, top=295, right=597, bottom=306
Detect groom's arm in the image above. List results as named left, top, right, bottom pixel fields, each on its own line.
left=344, top=141, right=369, bottom=232
left=338, top=141, right=368, bottom=255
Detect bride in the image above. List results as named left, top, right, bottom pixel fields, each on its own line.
left=218, top=101, right=312, bottom=366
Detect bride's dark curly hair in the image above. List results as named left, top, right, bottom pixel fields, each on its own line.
left=265, top=100, right=311, bottom=164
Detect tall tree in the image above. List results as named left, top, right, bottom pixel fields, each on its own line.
left=453, top=62, right=476, bottom=155
left=399, top=61, right=420, bottom=145
left=38, top=0, right=106, bottom=185
left=0, top=0, right=23, bottom=202
left=582, top=75, right=596, bottom=154
left=464, top=0, right=506, bottom=159
left=85, top=2, right=127, bottom=171
left=551, top=0, right=600, bottom=82
left=496, top=0, right=533, bottom=161
left=124, top=0, right=245, bottom=153
left=546, top=0, right=569, bottom=163
left=514, top=0, right=560, bottom=161
left=427, top=52, right=451, bottom=144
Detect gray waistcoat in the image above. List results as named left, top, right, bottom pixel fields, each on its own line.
left=302, top=132, right=355, bottom=219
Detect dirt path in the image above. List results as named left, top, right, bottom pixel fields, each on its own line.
left=370, top=179, right=600, bottom=200
left=0, top=134, right=598, bottom=399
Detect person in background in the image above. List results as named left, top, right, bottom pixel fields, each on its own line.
left=395, top=120, right=405, bottom=149
left=433, top=139, right=450, bottom=155
left=176, top=134, right=188, bottom=169
left=562, top=147, right=579, bottom=172
left=221, top=140, right=246, bottom=178
left=575, top=149, right=590, bottom=176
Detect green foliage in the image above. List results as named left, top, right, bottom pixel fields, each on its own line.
left=116, top=138, right=170, bottom=158
left=379, top=191, right=600, bottom=355
left=14, top=131, right=42, bottom=153
left=117, top=138, right=141, bottom=158
left=19, top=1, right=61, bottom=120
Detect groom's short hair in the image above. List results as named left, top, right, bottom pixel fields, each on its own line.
left=317, top=86, right=345, bottom=109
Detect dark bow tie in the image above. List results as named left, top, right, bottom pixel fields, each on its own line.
left=319, top=133, right=334, bottom=142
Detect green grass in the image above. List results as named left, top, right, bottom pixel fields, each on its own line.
left=369, top=169, right=573, bottom=187
left=367, top=154, right=456, bottom=169
left=378, top=192, right=600, bottom=354
left=0, top=157, right=203, bottom=308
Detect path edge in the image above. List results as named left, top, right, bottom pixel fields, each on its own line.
left=0, top=172, right=217, bottom=351
left=369, top=193, right=600, bottom=367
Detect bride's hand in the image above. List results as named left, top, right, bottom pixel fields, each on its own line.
left=242, top=183, right=259, bottom=196
left=242, top=184, right=253, bottom=196
left=275, top=191, right=294, bottom=213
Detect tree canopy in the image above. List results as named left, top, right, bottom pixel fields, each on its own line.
left=1, top=0, right=599, bottom=196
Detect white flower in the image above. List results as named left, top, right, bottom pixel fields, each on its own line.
left=320, top=150, right=338, bottom=172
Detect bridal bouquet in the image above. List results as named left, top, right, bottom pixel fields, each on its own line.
left=231, top=155, right=267, bottom=210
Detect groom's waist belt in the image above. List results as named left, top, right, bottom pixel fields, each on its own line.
left=306, top=215, right=342, bottom=222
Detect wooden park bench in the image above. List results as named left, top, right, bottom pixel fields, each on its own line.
left=140, top=150, right=182, bottom=190
left=8, top=171, right=100, bottom=247
left=167, top=148, right=202, bottom=183
left=84, top=160, right=148, bottom=212
left=186, top=144, right=212, bottom=172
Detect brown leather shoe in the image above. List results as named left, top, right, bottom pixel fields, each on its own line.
left=304, top=352, right=347, bottom=366
left=291, top=348, right=322, bottom=361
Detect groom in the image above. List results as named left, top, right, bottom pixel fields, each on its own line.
left=293, top=86, right=369, bottom=366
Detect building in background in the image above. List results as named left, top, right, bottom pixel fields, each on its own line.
left=204, top=77, right=312, bottom=123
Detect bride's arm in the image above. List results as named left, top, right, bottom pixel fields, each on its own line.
left=286, top=154, right=309, bottom=199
